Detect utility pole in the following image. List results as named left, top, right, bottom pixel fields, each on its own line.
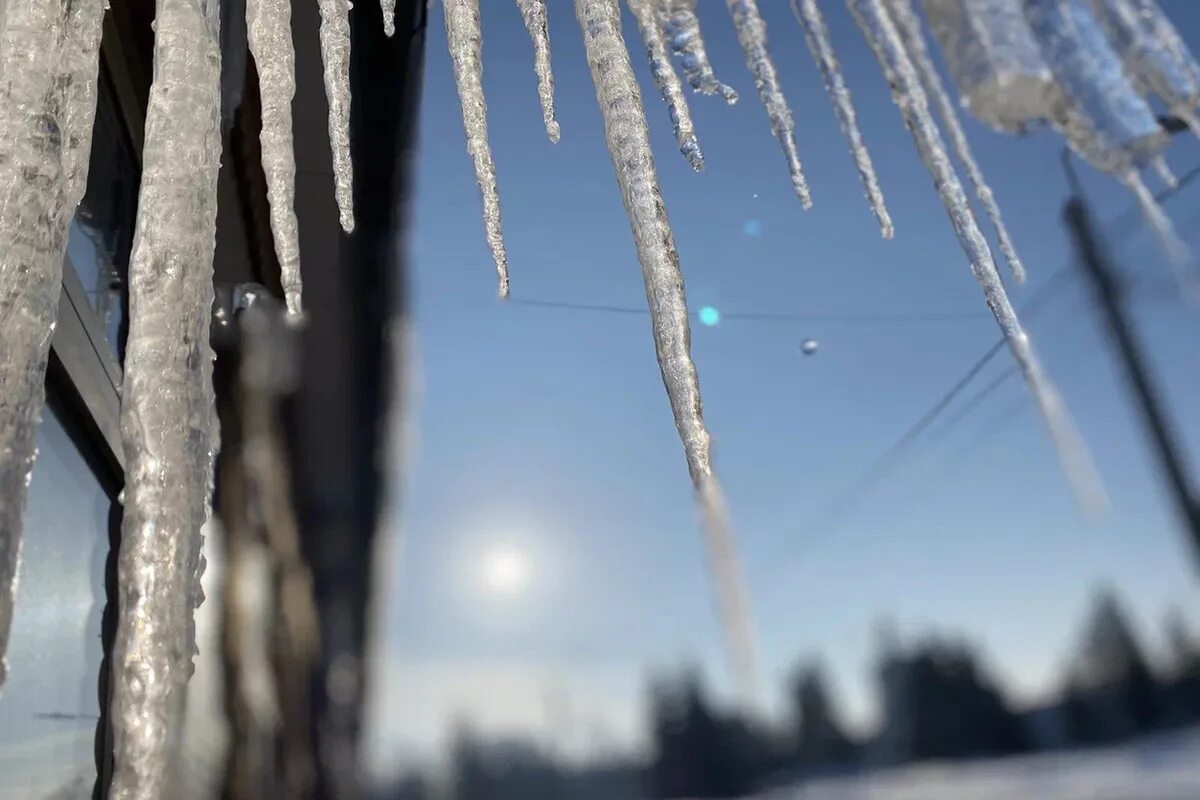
left=1063, top=193, right=1200, bottom=571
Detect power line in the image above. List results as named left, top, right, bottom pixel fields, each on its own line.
left=752, top=161, right=1200, bottom=586
left=508, top=296, right=989, bottom=324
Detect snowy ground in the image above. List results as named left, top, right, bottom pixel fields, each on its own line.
left=756, top=728, right=1200, bottom=800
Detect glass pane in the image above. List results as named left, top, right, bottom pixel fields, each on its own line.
left=64, top=65, right=140, bottom=364
left=0, top=402, right=110, bottom=799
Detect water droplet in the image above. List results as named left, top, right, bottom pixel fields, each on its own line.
left=801, top=338, right=819, bottom=355
left=698, top=306, right=721, bottom=327
left=743, top=219, right=763, bottom=238
left=752, top=193, right=759, bottom=200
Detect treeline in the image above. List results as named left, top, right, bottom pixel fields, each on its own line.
left=647, top=587, right=1200, bottom=798
left=383, top=587, right=1200, bottom=799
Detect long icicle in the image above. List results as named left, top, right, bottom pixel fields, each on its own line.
left=109, top=0, right=223, bottom=793
left=628, top=0, right=705, bottom=171
left=445, top=0, right=509, bottom=297
left=574, top=0, right=759, bottom=709
left=317, top=0, right=355, bottom=232
left=247, top=0, right=303, bottom=314
left=848, top=0, right=1106, bottom=514
left=726, top=0, right=813, bottom=207
left=516, top=0, right=561, bottom=143
left=0, top=0, right=106, bottom=686
left=663, top=0, right=739, bottom=103
left=888, top=0, right=1026, bottom=283
left=790, top=0, right=893, bottom=238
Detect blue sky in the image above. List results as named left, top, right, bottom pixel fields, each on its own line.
left=366, top=0, right=1200, bottom=768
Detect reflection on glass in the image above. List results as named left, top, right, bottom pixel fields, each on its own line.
left=0, top=402, right=110, bottom=799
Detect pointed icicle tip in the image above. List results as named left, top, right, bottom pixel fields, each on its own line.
left=381, top=0, right=395, bottom=36
left=517, top=0, right=561, bottom=143
left=628, top=0, right=706, bottom=170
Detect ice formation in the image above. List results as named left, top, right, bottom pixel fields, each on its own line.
left=381, top=0, right=395, bottom=38
left=663, top=0, right=739, bottom=103
left=574, top=0, right=759, bottom=707
left=889, top=0, right=1026, bottom=282
left=317, top=0, right=355, bottom=232
left=726, top=0, right=812, bottom=207
left=444, top=0, right=510, bottom=297
left=0, top=0, right=106, bottom=686
left=247, top=0, right=303, bottom=314
left=1090, top=0, right=1200, bottom=136
left=516, top=0, right=561, bottom=143
left=628, top=0, right=705, bottom=170
left=922, top=0, right=1057, bottom=133
left=790, top=0, right=893, bottom=237
left=849, top=0, right=1106, bottom=514
left=109, top=0, right=223, bottom=794
left=1024, top=0, right=1184, bottom=263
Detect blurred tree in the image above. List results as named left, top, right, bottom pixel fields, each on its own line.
left=789, top=661, right=854, bottom=766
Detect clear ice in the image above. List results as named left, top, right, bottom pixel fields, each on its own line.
left=247, top=0, right=303, bottom=314
left=444, top=0, right=509, bottom=297
left=1090, top=0, right=1200, bottom=136
left=0, top=0, right=105, bottom=687
left=317, top=0, right=355, bottom=232
left=663, top=0, right=739, bottom=103
left=628, top=0, right=705, bottom=170
left=109, top=0, right=222, bottom=794
left=790, top=0, right=893, bottom=237
left=849, top=0, right=1106, bottom=514
left=923, top=0, right=1057, bottom=133
left=574, top=0, right=759, bottom=708
left=890, top=0, right=1026, bottom=282
left=516, top=0, right=561, bottom=143
left=726, top=0, right=813, bottom=207
left=1025, top=0, right=1185, bottom=262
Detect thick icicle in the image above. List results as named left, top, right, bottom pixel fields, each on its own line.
left=444, top=0, right=509, bottom=297
left=381, top=0, right=395, bottom=37
left=1090, top=0, right=1200, bottom=136
left=247, top=0, right=303, bottom=314
left=889, top=0, right=1025, bottom=282
left=109, top=0, right=223, bottom=793
left=628, top=0, right=704, bottom=170
left=1025, top=0, right=1185, bottom=263
left=790, top=0, right=893, bottom=237
left=726, top=0, right=813, bottom=207
left=922, top=0, right=1057, bottom=133
left=516, top=0, right=560, bottom=143
left=317, top=0, right=354, bottom=232
left=574, top=0, right=759, bottom=708
left=0, top=0, right=106, bottom=686
left=663, top=0, right=739, bottom=103
left=849, top=0, right=1106, bottom=514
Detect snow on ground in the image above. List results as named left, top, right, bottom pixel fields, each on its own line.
left=758, top=728, right=1200, bottom=800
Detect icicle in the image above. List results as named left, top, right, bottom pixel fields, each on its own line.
left=849, top=0, right=1106, bottom=515
left=0, top=0, right=106, bottom=686
left=574, top=0, right=759, bottom=708
left=790, top=0, right=893, bottom=238
left=628, top=0, right=704, bottom=170
left=1090, top=0, right=1200, bottom=137
left=444, top=0, right=509, bottom=297
left=381, top=0, right=394, bottom=37
left=663, top=0, right=739, bottom=103
left=922, top=0, right=1057, bottom=133
left=1151, top=156, right=1177, bottom=189
left=317, top=0, right=354, bottom=232
left=516, top=0, right=560, bottom=143
left=725, top=0, right=812, bottom=208
left=247, top=0, right=303, bottom=315
left=1024, top=0, right=1186, bottom=262
left=889, top=0, right=1026, bottom=282
left=109, top=0, right=223, bottom=793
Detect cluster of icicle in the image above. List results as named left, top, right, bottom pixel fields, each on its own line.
left=436, top=0, right=1198, bottom=702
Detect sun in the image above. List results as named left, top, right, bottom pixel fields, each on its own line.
left=480, top=546, right=530, bottom=596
